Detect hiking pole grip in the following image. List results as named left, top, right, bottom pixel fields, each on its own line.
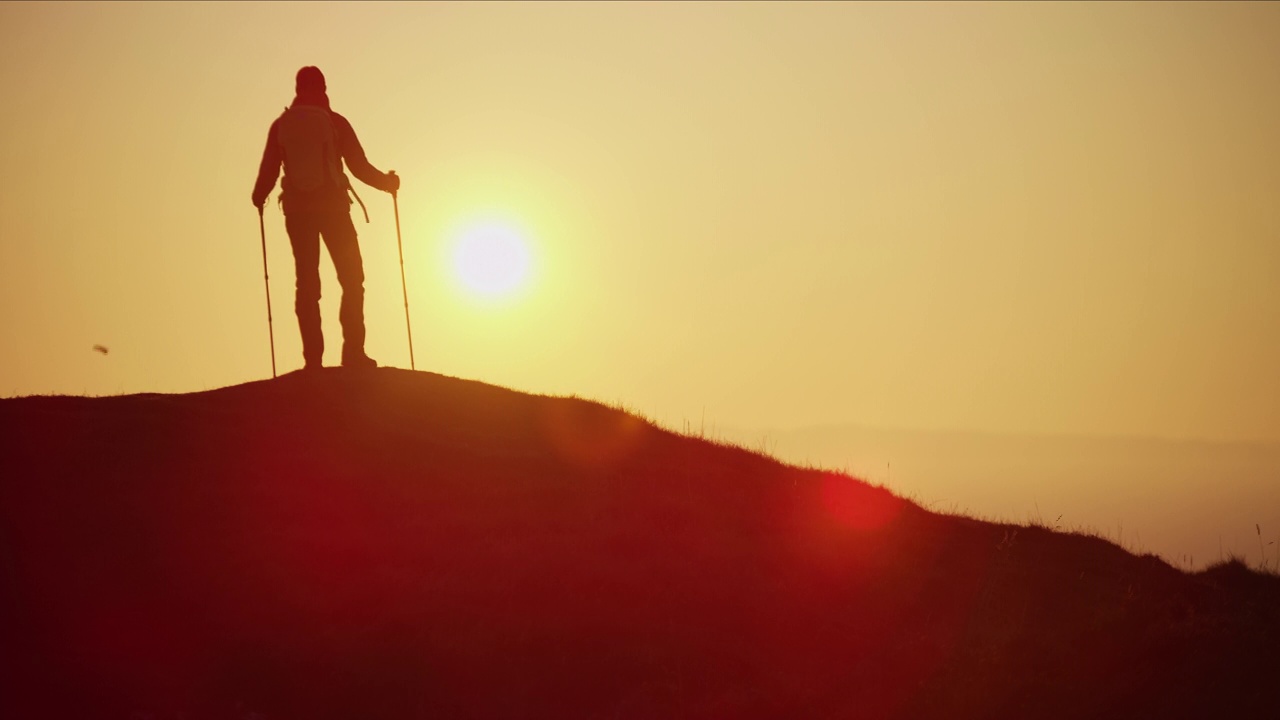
left=258, top=206, right=277, bottom=378
left=391, top=178, right=415, bottom=370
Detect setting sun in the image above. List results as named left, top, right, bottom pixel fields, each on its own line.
left=5, top=3, right=1280, bottom=716
left=3, top=0, right=1280, bottom=581
left=449, top=219, right=532, bottom=301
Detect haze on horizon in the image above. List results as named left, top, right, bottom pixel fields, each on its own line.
left=2, top=2, right=1278, bottom=565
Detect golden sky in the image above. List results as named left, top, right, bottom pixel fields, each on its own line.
left=2, top=1, right=1278, bottom=445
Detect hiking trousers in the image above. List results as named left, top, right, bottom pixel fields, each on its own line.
left=283, top=199, right=366, bottom=366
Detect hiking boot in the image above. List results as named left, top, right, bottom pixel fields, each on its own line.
left=341, top=352, right=378, bottom=369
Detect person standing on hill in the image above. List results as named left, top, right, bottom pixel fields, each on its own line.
left=252, top=66, right=400, bottom=370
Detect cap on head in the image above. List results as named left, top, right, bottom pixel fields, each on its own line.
left=295, top=66, right=326, bottom=94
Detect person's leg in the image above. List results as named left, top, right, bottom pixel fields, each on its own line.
left=318, top=203, right=372, bottom=365
left=284, top=209, right=325, bottom=368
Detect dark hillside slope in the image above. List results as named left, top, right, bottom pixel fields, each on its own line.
left=1, top=369, right=1277, bottom=719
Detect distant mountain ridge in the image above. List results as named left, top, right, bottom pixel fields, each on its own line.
left=1, top=369, right=1277, bottom=719
left=716, top=420, right=1280, bottom=570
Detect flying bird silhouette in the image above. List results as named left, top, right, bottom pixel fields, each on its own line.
left=92, top=345, right=109, bottom=355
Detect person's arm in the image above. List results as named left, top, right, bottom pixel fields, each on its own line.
left=252, top=119, right=282, bottom=208
left=332, top=112, right=399, bottom=193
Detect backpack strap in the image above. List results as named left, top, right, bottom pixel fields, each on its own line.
left=348, top=185, right=370, bottom=224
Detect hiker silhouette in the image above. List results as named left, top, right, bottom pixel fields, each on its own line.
left=252, top=66, right=400, bottom=370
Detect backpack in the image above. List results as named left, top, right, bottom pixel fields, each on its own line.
left=277, top=104, right=348, bottom=196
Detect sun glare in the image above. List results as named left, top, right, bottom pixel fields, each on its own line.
left=449, top=220, right=532, bottom=301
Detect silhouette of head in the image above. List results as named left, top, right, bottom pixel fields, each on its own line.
left=296, top=66, right=326, bottom=95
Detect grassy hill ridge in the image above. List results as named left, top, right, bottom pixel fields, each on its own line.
left=1, top=368, right=1277, bottom=719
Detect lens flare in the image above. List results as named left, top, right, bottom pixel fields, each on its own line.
left=820, top=473, right=901, bottom=533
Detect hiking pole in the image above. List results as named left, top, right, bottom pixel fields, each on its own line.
left=258, top=206, right=277, bottom=378
left=390, top=175, right=415, bottom=370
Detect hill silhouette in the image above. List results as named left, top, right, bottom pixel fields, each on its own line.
left=2, top=369, right=1278, bottom=719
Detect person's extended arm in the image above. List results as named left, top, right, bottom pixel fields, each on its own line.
left=252, top=120, right=282, bottom=208
left=333, top=112, right=399, bottom=194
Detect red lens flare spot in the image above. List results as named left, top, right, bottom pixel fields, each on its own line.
left=820, top=473, right=901, bottom=532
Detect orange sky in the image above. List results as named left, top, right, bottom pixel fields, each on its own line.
left=2, top=1, right=1279, bottom=447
